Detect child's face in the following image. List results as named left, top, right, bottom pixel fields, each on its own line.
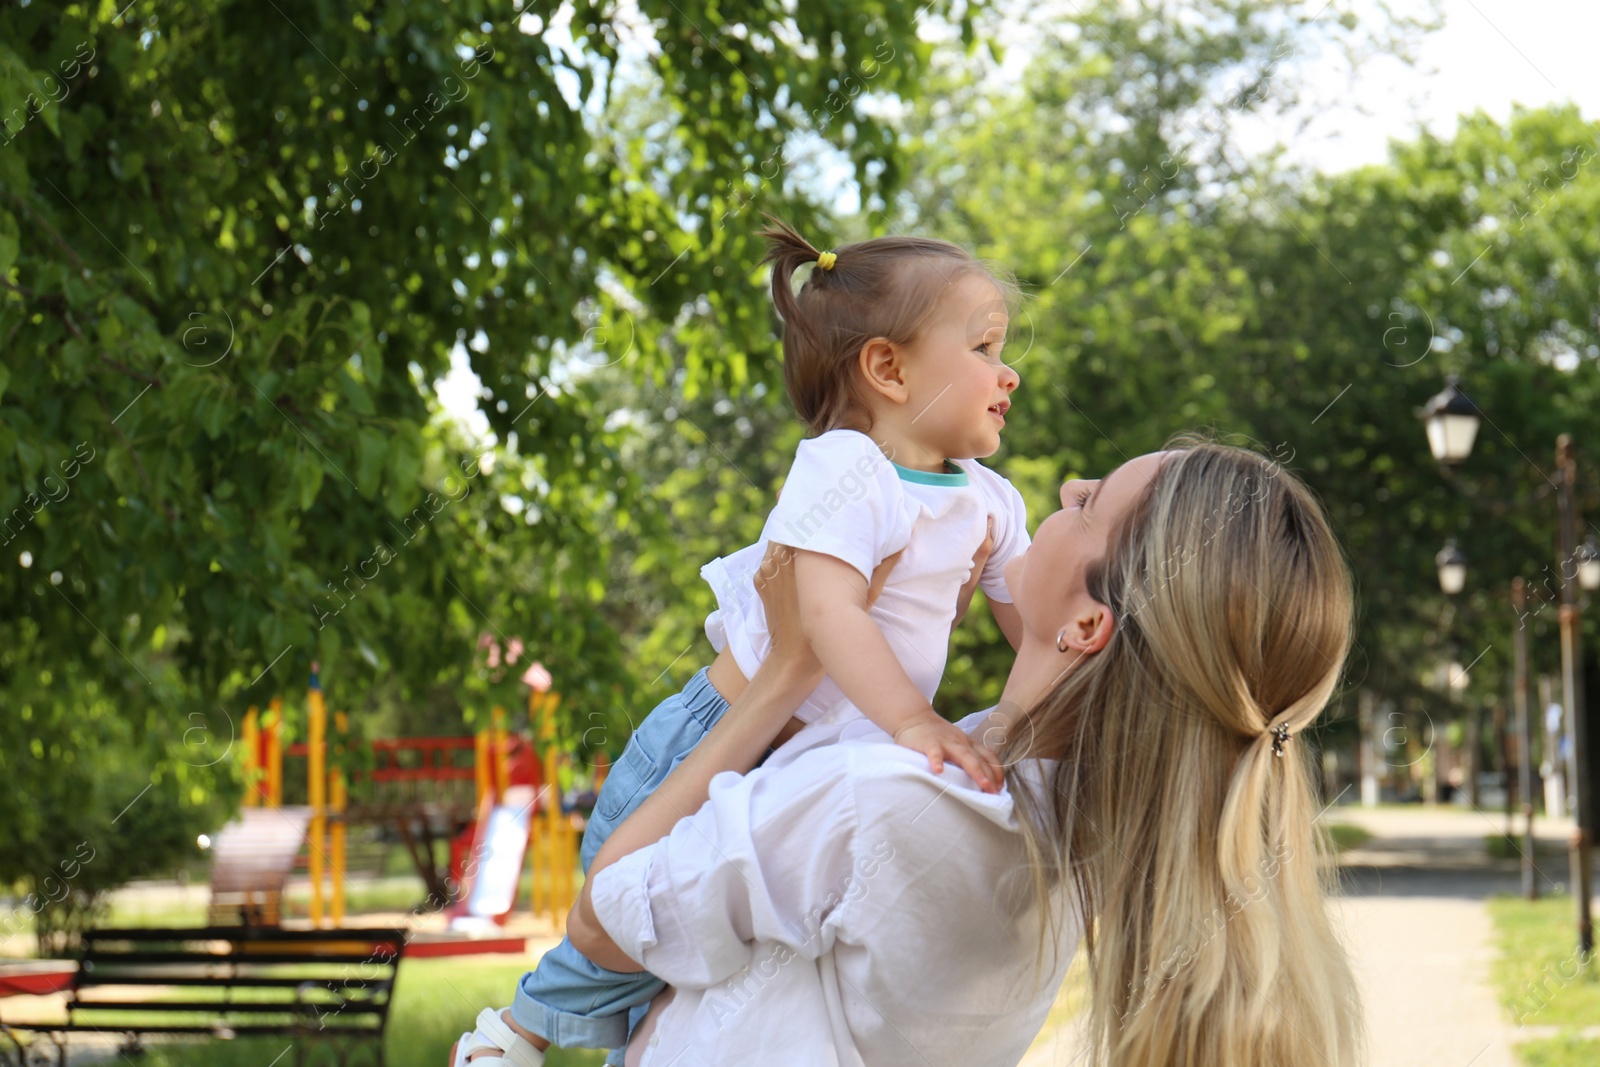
left=898, top=274, right=1020, bottom=460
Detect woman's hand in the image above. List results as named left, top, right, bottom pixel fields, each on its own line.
left=953, top=517, right=996, bottom=632
left=753, top=541, right=904, bottom=690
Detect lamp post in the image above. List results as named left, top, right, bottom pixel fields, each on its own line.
left=1513, top=577, right=1537, bottom=899
left=1435, top=541, right=1473, bottom=803
left=1422, top=378, right=1595, bottom=951
left=1557, top=436, right=1596, bottom=955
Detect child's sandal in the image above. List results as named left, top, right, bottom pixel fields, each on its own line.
left=452, top=1007, right=545, bottom=1067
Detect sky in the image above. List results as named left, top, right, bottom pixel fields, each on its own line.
left=1253, top=0, right=1600, bottom=172
left=436, top=0, right=1600, bottom=433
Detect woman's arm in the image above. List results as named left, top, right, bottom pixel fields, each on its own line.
left=566, top=542, right=896, bottom=969
left=568, top=646, right=818, bottom=969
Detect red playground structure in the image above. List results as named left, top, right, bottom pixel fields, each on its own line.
left=217, top=670, right=600, bottom=948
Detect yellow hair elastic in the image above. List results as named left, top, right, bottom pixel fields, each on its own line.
left=816, top=250, right=837, bottom=270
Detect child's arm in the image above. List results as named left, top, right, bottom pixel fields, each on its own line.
left=989, top=600, right=1025, bottom=651
left=793, top=548, right=1003, bottom=792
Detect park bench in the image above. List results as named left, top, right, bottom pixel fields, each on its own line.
left=0, top=926, right=406, bottom=1067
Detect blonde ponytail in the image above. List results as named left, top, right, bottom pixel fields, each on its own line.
left=998, top=437, right=1364, bottom=1067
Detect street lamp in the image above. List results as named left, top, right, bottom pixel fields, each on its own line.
left=1578, top=534, right=1600, bottom=593
left=1422, top=380, right=1595, bottom=950
left=1423, top=385, right=1473, bottom=803
left=1420, top=374, right=1482, bottom=465
left=1437, top=540, right=1467, bottom=596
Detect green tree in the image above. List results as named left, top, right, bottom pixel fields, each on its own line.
left=895, top=0, right=1433, bottom=719
left=901, top=0, right=1599, bottom=776
left=1273, top=105, right=1600, bottom=737
left=0, top=0, right=976, bottom=908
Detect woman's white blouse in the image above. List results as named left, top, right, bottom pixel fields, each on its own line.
left=588, top=714, right=1081, bottom=1066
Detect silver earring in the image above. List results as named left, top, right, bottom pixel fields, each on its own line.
left=1056, top=627, right=1071, bottom=653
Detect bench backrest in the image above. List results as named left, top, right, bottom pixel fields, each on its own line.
left=71, top=927, right=407, bottom=1036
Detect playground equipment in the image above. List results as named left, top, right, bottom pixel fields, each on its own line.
left=442, top=710, right=539, bottom=932
left=226, top=667, right=598, bottom=934
left=206, top=806, right=311, bottom=926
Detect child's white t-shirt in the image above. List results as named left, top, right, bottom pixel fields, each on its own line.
left=701, top=428, right=1030, bottom=726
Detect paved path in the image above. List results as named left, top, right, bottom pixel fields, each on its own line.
left=1022, top=805, right=1580, bottom=1067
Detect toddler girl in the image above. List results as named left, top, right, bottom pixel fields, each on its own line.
left=454, top=219, right=1029, bottom=1067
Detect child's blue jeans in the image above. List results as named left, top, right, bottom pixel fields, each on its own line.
left=510, top=665, right=767, bottom=1066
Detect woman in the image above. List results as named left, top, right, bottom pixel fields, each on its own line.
left=455, top=439, right=1364, bottom=1066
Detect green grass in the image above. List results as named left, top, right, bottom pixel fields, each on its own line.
left=104, top=897, right=212, bottom=928
left=98, top=880, right=439, bottom=928
left=106, top=873, right=574, bottom=927
left=1486, top=833, right=1568, bottom=864
left=26, top=957, right=606, bottom=1067
left=1322, top=822, right=1373, bottom=852
left=1514, top=1035, right=1600, bottom=1067
left=1488, top=834, right=1520, bottom=861
left=1487, top=894, right=1600, bottom=1065
left=282, top=878, right=435, bottom=916
left=281, top=871, right=580, bottom=919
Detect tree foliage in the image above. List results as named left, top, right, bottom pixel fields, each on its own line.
left=0, top=0, right=967, bottom=905
left=6, top=0, right=1599, bottom=917
left=898, top=0, right=1600, bottom=758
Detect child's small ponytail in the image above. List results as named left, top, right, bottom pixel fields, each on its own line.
left=758, top=217, right=830, bottom=353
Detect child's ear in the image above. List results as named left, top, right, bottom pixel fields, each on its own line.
left=857, top=338, right=909, bottom=404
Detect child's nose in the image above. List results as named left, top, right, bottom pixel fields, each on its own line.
left=998, top=362, right=1019, bottom=392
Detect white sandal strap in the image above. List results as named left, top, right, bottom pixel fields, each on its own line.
left=455, top=1033, right=528, bottom=1067
left=463, top=1007, right=545, bottom=1067
left=454, top=1030, right=493, bottom=1067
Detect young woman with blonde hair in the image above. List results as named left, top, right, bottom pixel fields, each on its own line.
left=455, top=439, right=1364, bottom=1067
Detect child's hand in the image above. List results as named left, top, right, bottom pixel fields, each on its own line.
left=892, top=713, right=1005, bottom=793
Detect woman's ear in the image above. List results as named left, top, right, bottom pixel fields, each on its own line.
left=1056, top=603, right=1115, bottom=656
left=857, top=338, right=908, bottom=404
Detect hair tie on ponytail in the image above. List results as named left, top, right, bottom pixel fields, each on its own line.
left=1270, top=722, right=1292, bottom=757
left=815, top=250, right=837, bottom=270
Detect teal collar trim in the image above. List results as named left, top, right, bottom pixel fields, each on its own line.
left=891, top=460, right=968, bottom=486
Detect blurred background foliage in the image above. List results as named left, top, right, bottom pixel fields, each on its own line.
left=3, top=0, right=1599, bottom=916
